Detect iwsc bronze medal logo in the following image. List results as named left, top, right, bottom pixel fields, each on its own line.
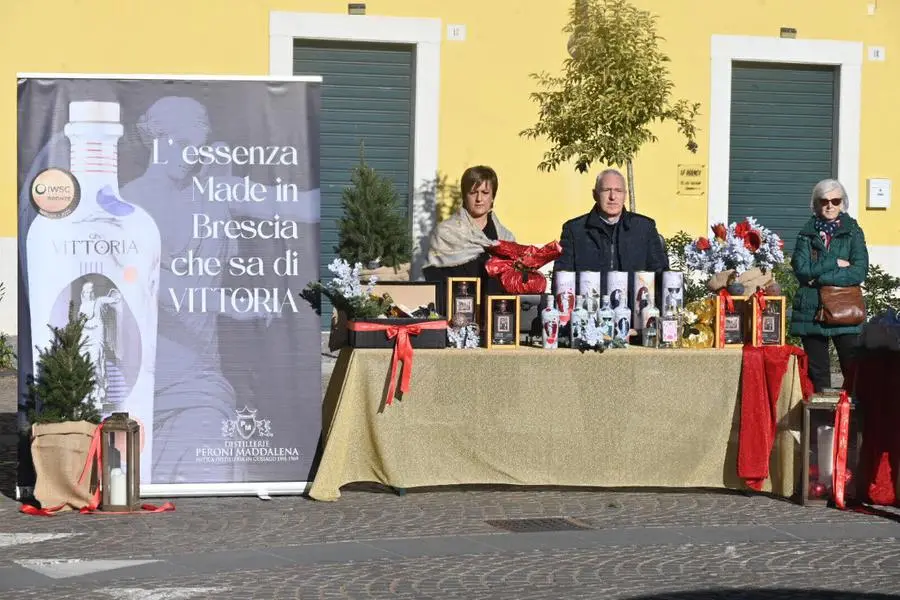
left=31, top=168, right=80, bottom=218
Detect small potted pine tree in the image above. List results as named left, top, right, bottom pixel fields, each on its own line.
left=25, top=303, right=102, bottom=511
left=337, top=146, right=413, bottom=282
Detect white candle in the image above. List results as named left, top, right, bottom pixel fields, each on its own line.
left=110, top=467, right=127, bottom=506
left=817, top=425, right=835, bottom=483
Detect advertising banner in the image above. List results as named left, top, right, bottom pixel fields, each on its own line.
left=17, top=75, right=322, bottom=491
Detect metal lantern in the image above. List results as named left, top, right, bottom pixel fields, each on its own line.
left=100, top=412, right=141, bottom=512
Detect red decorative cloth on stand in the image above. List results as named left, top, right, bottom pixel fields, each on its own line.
left=855, top=351, right=900, bottom=507
left=738, top=345, right=814, bottom=491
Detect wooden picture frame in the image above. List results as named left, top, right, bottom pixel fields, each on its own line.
left=447, top=277, right=481, bottom=327
left=715, top=295, right=750, bottom=348
left=752, top=296, right=787, bottom=347
left=485, top=295, right=520, bottom=349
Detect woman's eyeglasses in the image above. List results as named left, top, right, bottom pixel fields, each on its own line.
left=818, top=197, right=842, bottom=207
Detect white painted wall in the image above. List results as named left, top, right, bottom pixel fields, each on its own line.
left=867, top=245, right=900, bottom=279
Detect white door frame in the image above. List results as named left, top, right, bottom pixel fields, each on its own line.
left=269, top=11, right=442, bottom=273
left=708, top=35, right=863, bottom=227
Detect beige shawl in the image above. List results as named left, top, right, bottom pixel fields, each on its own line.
left=425, top=208, right=516, bottom=269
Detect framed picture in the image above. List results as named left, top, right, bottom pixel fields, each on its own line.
left=447, top=277, right=481, bottom=327
left=752, top=296, right=786, bottom=346
left=486, top=295, right=520, bottom=349
left=715, top=295, right=749, bottom=348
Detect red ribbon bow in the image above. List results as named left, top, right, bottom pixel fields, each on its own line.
left=717, top=289, right=734, bottom=348
left=20, top=422, right=175, bottom=517
left=485, top=240, right=563, bottom=294
left=832, top=390, right=851, bottom=509
left=752, top=288, right=767, bottom=346
left=347, top=320, right=447, bottom=407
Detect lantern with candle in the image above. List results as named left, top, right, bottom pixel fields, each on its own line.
left=100, top=412, right=141, bottom=512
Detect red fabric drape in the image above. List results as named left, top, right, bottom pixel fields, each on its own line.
left=855, top=351, right=900, bottom=507
left=738, top=345, right=814, bottom=490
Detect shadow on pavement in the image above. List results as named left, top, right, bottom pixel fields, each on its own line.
left=624, top=590, right=899, bottom=599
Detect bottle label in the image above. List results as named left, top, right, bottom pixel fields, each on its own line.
left=662, top=319, right=679, bottom=343
left=31, top=168, right=81, bottom=218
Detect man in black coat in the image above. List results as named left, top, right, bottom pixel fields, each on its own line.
left=555, top=169, right=669, bottom=285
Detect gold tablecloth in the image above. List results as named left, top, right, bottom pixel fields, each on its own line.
left=309, top=347, right=803, bottom=501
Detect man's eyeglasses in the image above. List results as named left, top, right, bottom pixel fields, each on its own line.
left=818, top=197, right=842, bottom=207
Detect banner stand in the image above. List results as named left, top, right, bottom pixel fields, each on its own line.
left=17, top=74, right=324, bottom=496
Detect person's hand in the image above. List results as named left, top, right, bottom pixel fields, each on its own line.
left=837, top=259, right=850, bottom=267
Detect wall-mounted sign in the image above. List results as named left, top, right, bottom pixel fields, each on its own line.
left=677, top=164, right=706, bottom=196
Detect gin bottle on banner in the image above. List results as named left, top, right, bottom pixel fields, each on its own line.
left=541, top=294, right=560, bottom=349
left=598, top=294, right=615, bottom=346
left=26, top=101, right=162, bottom=480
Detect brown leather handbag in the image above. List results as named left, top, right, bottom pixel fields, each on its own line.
left=816, top=285, right=866, bottom=326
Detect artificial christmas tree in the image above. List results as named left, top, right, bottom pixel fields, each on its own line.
left=25, top=304, right=102, bottom=511
left=27, top=304, right=100, bottom=425
left=337, top=148, right=412, bottom=279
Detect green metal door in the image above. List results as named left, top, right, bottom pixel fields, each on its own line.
left=728, top=63, right=837, bottom=253
left=294, top=40, right=415, bottom=328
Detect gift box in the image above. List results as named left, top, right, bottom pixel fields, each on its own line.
left=715, top=293, right=751, bottom=348
left=751, top=295, right=786, bottom=347
left=347, top=318, right=448, bottom=349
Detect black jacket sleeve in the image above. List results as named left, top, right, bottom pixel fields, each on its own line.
left=645, top=219, right=670, bottom=271
left=555, top=222, right=576, bottom=271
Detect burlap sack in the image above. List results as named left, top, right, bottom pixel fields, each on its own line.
left=707, top=267, right=774, bottom=292
left=359, top=262, right=410, bottom=282
left=328, top=308, right=349, bottom=352
left=31, top=421, right=97, bottom=511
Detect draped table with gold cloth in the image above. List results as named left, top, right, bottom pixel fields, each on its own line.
left=309, top=347, right=803, bottom=501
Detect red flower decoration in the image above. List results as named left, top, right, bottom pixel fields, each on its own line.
left=485, top=240, right=563, bottom=294
left=711, top=223, right=727, bottom=241
left=778, top=238, right=784, bottom=250
left=734, top=221, right=751, bottom=239
left=696, top=237, right=712, bottom=251
left=744, top=229, right=762, bottom=252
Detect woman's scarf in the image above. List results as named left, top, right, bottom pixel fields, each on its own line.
left=814, top=216, right=841, bottom=248
left=425, top=207, right=515, bottom=269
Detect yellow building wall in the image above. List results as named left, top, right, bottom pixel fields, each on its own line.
left=2, top=0, right=897, bottom=245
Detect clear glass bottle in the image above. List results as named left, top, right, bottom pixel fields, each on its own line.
left=570, top=294, right=588, bottom=345
left=612, top=299, right=631, bottom=344
left=26, top=101, right=162, bottom=478
left=598, top=294, right=616, bottom=346
left=641, top=300, right=660, bottom=348
left=659, top=297, right=682, bottom=349
left=541, top=294, right=560, bottom=349
left=453, top=281, right=475, bottom=325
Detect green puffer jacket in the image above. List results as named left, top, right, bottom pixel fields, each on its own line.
left=789, top=214, right=869, bottom=337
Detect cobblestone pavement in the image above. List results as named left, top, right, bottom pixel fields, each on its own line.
left=2, top=370, right=899, bottom=599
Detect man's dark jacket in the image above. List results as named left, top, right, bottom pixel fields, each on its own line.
left=555, top=207, right=669, bottom=273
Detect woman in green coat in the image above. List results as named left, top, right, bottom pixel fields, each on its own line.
left=790, top=178, right=869, bottom=392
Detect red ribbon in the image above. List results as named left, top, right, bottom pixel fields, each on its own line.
left=347, top=320, right=447, bottom=407
left=717, top=289, right=734, bottom=348
left=832, top=390, right=851, bottom=509
left=20, top=421, right=176, bottom=516
left=752, top=288, right=767, bottom=346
